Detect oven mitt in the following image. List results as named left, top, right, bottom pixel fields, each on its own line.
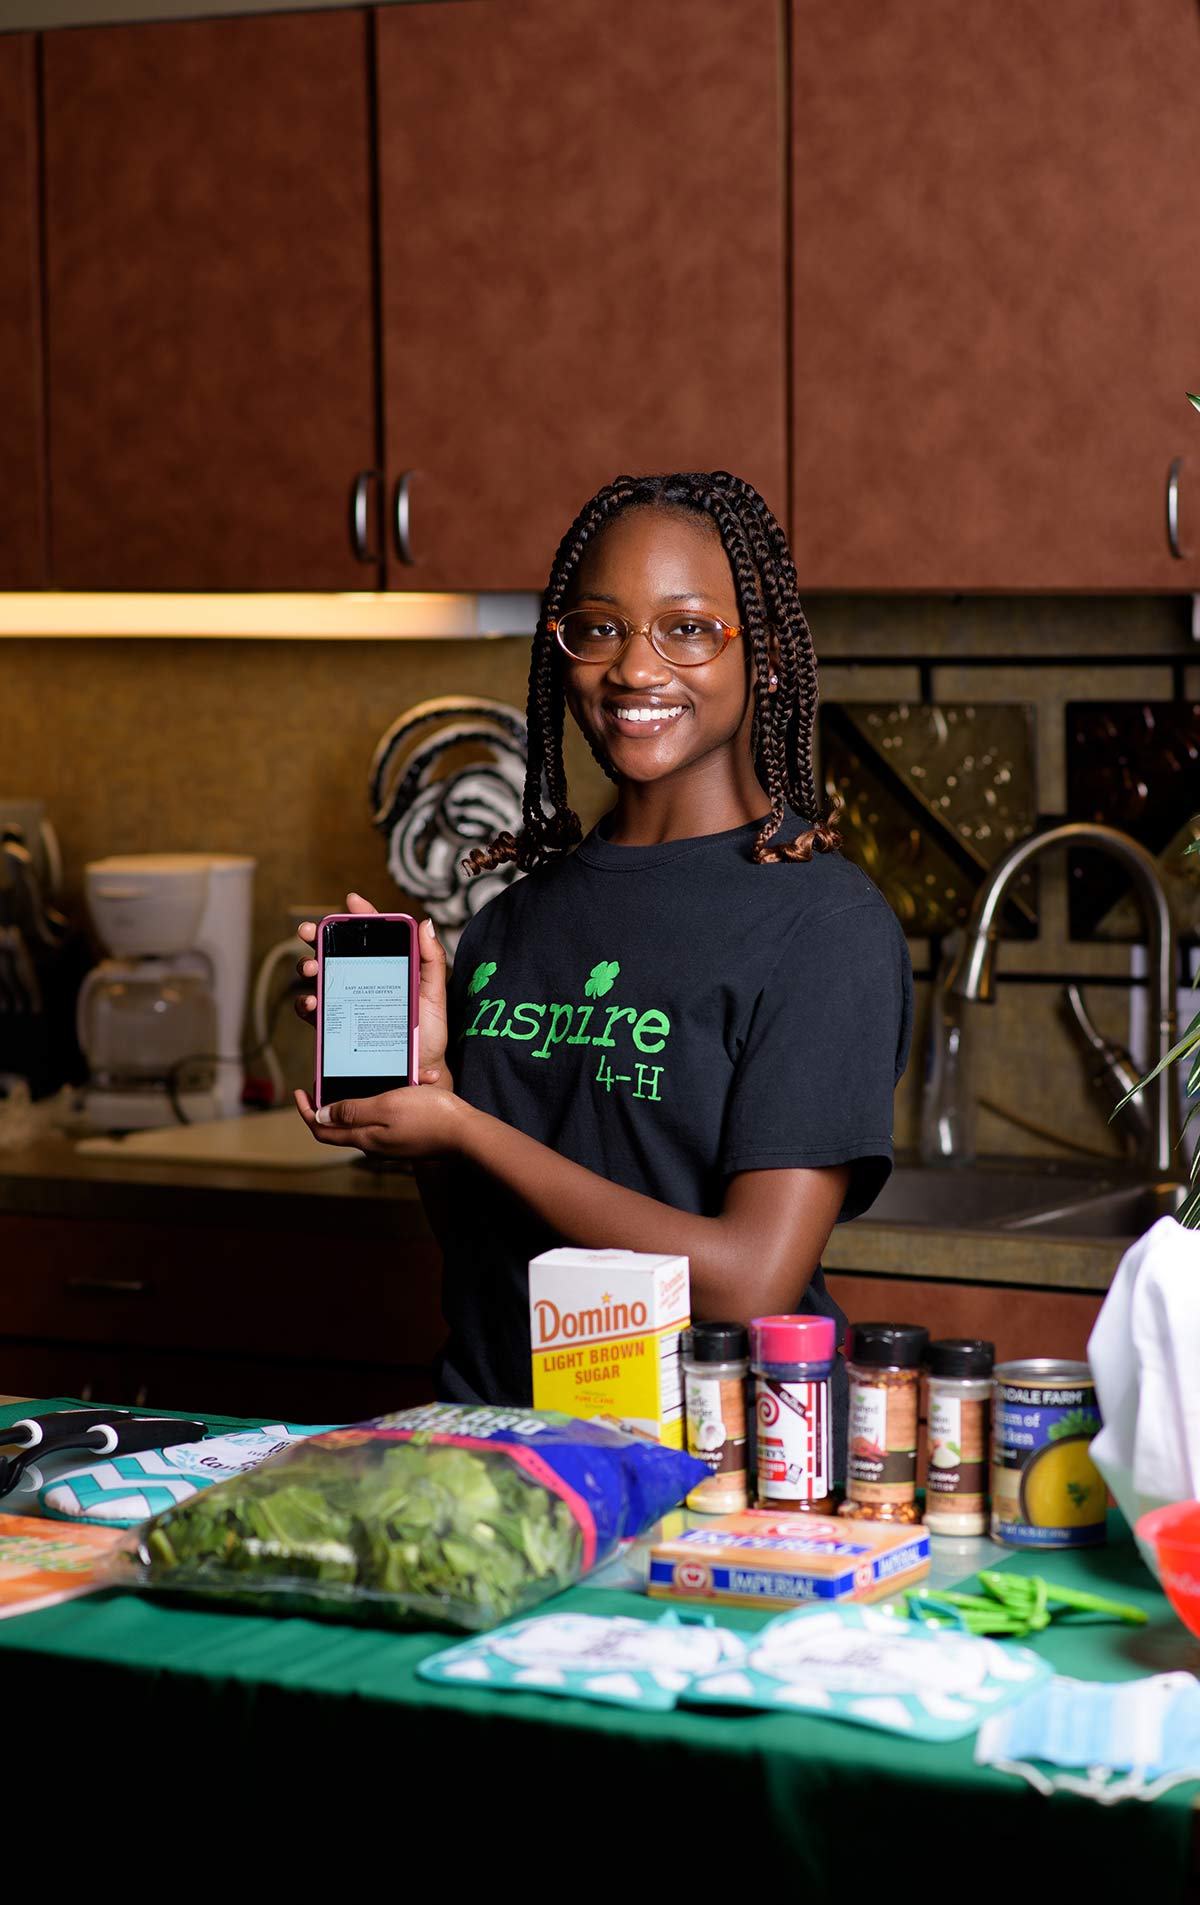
left=38, top=1424, right=337, bottom=1527
left=685, top=1604, right=1049, bottom=1741
left=418, top=1609, right=747, bottom=1711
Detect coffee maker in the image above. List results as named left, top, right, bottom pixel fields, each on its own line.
left=76, top=853, right=255, bottom=1130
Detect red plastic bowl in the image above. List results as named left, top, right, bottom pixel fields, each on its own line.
left=1137, top=1503, right=1200, bottom=1638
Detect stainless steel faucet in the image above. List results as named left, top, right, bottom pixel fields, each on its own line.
left=924, top=821, right=1180, bottom=1174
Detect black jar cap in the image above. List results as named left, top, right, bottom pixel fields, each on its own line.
left=682, top=1322, right=749, bottom=1362
left=846, top=1321, right=928, bottom=1368
left=927, top=1337, right=994, bottom=1378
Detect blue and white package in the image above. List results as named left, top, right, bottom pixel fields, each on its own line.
left=686, top=1604, right=1049, bottom=1741
left=39, top=1425, right=334, bottom=1527
left=419, top=1609, right=746, bottom=1710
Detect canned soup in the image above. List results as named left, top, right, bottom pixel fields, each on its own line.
left=991, top=1359, right=1105, bottom=1550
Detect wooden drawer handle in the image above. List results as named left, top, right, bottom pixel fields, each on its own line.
left=63, top=1277, right=150, bottom=1298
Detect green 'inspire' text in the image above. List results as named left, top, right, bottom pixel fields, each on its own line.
left=462, top=994, right=671, bottom=1063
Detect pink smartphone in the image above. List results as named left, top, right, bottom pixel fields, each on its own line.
left=314, top=912, right=420, bottom=1111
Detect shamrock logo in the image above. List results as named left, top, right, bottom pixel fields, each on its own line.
left=467, top=961, right=497, bottom=997
left=585, top=960, right=620, bottom=998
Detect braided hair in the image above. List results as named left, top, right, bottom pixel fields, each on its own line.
left=464, top=471, right=840, bottom=875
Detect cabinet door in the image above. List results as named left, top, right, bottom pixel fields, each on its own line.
left=824, top=1273, right=1103, bottom=1369
left=376, top=0, right=786, bottom=590
left=0, top=35, right=46, bottom=589
left=791, top=0, right=1200, bottom=589
left=43, top=14, right=379, bottom=591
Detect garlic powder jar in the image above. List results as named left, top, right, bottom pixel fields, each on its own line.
left=925, top=1337, right=994, bottom=1537
left=682, top=1323, right=750, bottom=1513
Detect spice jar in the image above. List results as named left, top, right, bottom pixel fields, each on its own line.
left=839, top=1322, right=928, bottom=1524
left=924, top=1337, right=994, bottom=1538
left=682, top=1323, right=750, bottom=1513
left=750, top=1314, right=836, bottom=1513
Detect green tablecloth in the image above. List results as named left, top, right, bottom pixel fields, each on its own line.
left=1, top=1399, right=1196, bottom=1889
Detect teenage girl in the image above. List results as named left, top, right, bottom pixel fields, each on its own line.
left=294, top=471, right=912, bottom=1474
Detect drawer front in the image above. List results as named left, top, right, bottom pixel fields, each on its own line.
left=824, top=1273, right=1102, bottom=1368
left=0, top=1214, right=445, bottom=1366
left=0, top=1341, right=436, bottom=1422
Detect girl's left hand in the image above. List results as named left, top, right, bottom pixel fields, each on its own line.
left=293, top=1084, right=465, bottom=1159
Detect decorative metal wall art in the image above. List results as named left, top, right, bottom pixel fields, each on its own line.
left=818, top=702, right=1038, bottom=936
left=369, top=696, right=527, bottom=960
left=1065, top=702, right=1200, bottom=941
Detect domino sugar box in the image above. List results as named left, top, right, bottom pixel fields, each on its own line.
left=529, top=1246, right=689, bottom=1447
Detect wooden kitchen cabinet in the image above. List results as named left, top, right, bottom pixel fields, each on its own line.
left=824, top=1272, right=1103, bottom=1368
left=790, top=0, right=1200, bottom=590
left=37, top=0, right=784, bottom=595
left=0, top=35, right=46, bottom=590
left=375, top=0, right=787, bottom=588
left=26, top=0, right=1197, bottom=596
left=0, top=1211, right=442, bottom=1422
left=41, top=12, right=379, bottom=591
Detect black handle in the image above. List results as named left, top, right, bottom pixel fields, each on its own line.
left=91, top=1417, right=207, bottom=1458
left=2, top=1408, right=137, bottom=1455
left=0, top=1414, right=207, bottom=1501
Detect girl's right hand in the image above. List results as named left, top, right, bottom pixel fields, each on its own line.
left=293, top=894, right=451, bottom=1086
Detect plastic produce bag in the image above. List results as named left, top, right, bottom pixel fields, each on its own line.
left=116, top=1404, right=707, bottom=1632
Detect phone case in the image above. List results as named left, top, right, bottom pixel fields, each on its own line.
left=313, top=912, right=420, bottom=1110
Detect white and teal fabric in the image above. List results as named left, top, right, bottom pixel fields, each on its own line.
left=685, top=1604, right=1049, bottom=1741
left=39, top=1425, right=333, bottom=1527
left=419, top=1610, right=747, bottom=1711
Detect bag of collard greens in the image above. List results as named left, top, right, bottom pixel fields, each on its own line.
left=116, top=1405, right=708, bottom=1632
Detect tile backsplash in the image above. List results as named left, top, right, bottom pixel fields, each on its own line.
left=8, top=588, right=1197, bottom=1156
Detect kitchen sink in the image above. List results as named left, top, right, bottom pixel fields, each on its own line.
left=1004, top=1180, right=1187, bottom=1238
left=869, top=1159, right=1187, bottom=1240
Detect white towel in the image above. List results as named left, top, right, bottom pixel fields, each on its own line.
left=1088, top=1214, right=1200, bottom=1576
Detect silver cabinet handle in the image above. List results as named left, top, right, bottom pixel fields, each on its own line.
left=1168, top=456, right=1186, bottom=558
left=349, top=470, right=381, bottom=564
left=64, top=1277, right=149, bottom=1297
left=394, top=470, right=419, bottom=566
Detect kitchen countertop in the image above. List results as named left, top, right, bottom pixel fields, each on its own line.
left=821, top=1213, right=1124, bottom=1292
left=0, top=1128, right=427, bottom=1239
left=0, top=1130, right=1132, bottom=1289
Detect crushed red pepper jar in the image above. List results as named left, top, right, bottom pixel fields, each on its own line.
left=839, top=1321, right=929, bottom=1524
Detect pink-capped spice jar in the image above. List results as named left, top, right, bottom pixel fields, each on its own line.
left=750, top=1315, right=837, bottom=1514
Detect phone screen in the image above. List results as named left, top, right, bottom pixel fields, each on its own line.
left=319, top=917, right=414, bottom=1101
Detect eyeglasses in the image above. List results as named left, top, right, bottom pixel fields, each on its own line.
left=550, top=609, right=742, bottom=668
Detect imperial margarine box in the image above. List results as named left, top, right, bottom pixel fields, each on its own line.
left=529, top=1247, right=689, bottom=1447
left=647, top=1511, right=930, bottom=1608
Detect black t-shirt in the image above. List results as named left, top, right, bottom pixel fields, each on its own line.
left=436, top=813, right=913, bottom=1479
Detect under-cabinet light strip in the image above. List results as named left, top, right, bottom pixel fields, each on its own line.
left=0, top=592, right=539, bottom=640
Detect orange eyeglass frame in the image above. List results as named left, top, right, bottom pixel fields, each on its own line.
left=548, top=612, right=743, bottom=666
